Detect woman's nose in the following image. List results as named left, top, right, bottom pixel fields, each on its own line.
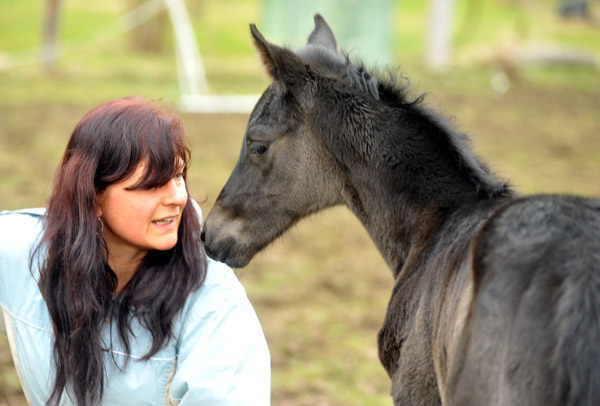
left=162, top=178, right=188, bottom=206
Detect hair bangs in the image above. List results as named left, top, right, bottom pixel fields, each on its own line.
left=127, top=115, right=190, bottom=190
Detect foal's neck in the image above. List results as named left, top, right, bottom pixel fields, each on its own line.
left=342, top=176, right=451, bottom=274
left=338, top=103, right=510, bottom=275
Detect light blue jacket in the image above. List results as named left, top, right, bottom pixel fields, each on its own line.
left=0, top=209, right=270, bottom=405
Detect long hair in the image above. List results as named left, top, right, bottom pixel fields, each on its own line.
left=34, top=97, right=207, bottom=405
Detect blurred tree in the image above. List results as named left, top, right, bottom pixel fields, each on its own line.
left=127, top=0, right=204, bottom=54
left=128, top=0, right=169, bottom=53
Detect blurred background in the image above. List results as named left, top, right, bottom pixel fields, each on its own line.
left=0, top=0, right=599, bottom=405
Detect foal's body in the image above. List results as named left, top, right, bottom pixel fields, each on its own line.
left=202, top=15, right=600, bottom=405
left=378, top=194, right=600, bottom=405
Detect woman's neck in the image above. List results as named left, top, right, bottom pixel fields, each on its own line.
left=106, top=247, right=146, bottom=294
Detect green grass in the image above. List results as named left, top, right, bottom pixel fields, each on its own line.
left=1, top=0, right=599, bottom=405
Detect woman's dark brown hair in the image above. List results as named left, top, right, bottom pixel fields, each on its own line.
left=33, top=97, right=207, bottom=405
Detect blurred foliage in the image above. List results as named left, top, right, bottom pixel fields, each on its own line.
left=0, top=0, right=599, bottom=405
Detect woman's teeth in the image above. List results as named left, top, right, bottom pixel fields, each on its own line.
left=153, top=217, right=174, bottom=225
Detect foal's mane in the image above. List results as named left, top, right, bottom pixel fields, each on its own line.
left=298, top=44, right=511, bottom=199
left=298, top=46, right=405, bottom=102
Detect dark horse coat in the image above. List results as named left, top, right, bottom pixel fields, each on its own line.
left=202, top=14, right=600, bottom=406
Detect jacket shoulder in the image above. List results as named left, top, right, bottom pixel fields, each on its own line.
left=0, top=208, right=46, bottom=217
left=0, top=208, right=45, bottom=252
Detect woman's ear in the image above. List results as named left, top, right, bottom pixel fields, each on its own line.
left=96, top=193, right=104, bottom=217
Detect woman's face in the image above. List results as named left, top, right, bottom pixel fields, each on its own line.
left=97, top=162, right=188, bottom=259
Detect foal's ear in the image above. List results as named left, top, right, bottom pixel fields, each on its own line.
left=307, top=14, right=337, bottom=53
left=250, top=24, right=310, bottom=91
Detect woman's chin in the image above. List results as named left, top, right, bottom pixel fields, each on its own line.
left=152, top=236, right=178, bottom=251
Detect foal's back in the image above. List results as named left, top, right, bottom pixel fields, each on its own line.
left=448, top=195, right=600, bottom=406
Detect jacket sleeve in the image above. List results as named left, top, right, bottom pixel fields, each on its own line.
left=167, top=266, right=271, bottom=405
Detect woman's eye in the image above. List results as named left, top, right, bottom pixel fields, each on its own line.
left=174, top=172, right=184, bottom=181
left=249, top=143, right=268, bottom=156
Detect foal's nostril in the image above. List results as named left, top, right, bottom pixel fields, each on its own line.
left=200, top=229, right=206, bottom=243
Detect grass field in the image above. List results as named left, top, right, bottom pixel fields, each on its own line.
left=1, top=0, right=599, bottom=405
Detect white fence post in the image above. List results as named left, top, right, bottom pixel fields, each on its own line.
left=164, top=0, right=209, bottom=95
left=427, top=0, right=455, bottom=71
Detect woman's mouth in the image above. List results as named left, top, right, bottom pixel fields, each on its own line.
left=152, top=216, right=176, bottom=226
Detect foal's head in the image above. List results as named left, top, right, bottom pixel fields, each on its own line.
left=203, top=15, right=353, bottom=267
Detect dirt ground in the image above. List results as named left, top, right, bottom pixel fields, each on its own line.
left=0, top=77, right=599, bottom=405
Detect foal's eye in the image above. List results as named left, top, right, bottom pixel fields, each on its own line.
left=249, top=143, right=268, bottom=156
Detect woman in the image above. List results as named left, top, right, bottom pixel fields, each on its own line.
left=0, top=97, right=270, bottom=405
